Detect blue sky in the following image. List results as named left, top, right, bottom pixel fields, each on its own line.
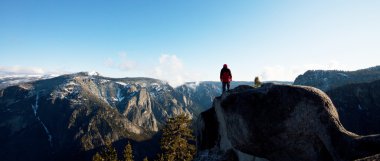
left=1, top=0, right=379, bottom=86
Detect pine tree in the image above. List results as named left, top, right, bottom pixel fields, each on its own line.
left=159, top=114, right=196, bottom=161
left=254, top=76, right=262, bottom=88
left=155, top=154, right=165, bottom=161
left=100, top=141, right=118, bottom=161
left=143, top=156, right=149, bottom=161
left=92, top=152, right=103, bottom=161
left=123, top=141, right=134, bottom=161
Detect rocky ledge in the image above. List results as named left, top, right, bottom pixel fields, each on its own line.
left=196, top=84, right=380, bottom=161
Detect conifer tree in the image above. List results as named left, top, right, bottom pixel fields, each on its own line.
left=155, top=154, right=165, bottom=161
left=104, top=142, right=118, bottom=161
left=92, top=141, right=117, bottom=161
left=123, top=141, right=134, bottom=161
left=159, top=114, right=196, bottom=161
left=92, top=152, right=103, bottom=161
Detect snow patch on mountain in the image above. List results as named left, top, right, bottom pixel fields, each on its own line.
left=338, top=73, right=349, bottom=77
left=116, top=88, right=124, bottom=101
left=185, top=82, right=200, bottom=90
left=98, top=90, right=110, bottom=106
left=50, top=80, right=81, bottom=100
left=88, top=71, right=100, bottom=76
left=62, top=81, right=79, bottom=97
left=150, top=83, right=167, bottom=93
left=100, top=79, right=110, bottom=84
left=116, top=81, right=128, bottom=86
left=37, top=116, right=53, bottom=147
left=31, top=94, right=39, bottom=116
left=31, top=93, right=53, bottom=147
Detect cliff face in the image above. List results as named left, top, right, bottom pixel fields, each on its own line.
left=326, top=80, right=380, bottom=135
left=196, top=84, right=380, bottom=161
left=293, top=67, right=380, bottom=136
left=0, top=74, right=150, bottom=161
left=0, top=73, right=216, bottom=161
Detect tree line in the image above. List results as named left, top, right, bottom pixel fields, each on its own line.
left=92, top=114, right=195, bottom=161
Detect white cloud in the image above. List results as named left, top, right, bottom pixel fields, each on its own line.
left=119, top=60, right=136, bottom=71
left=118, top=52, right=128, bottom=59
left=104, top=58, right=115, bottom=67
left=260, top=66, right=291, bottom=81
left=0, top=66, right=45, bottom=75
left=260, top=61, right=352, bottom=81
left=153, top=54, right=195, bottom=87
left=0, top=66, right=67, bottom=76
left=159, top=54, right=183, bottom=70
left=104, top=52, right=137, bottom=71
left=118, top=53, right=137, bottom=70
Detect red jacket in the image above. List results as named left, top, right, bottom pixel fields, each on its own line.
left=220, top=67, right=232, bottom=83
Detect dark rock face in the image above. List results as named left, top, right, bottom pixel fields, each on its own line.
left=196, top=107, right=219, bottom=151
left=326, top=80, right=380, bottom=135
left=293, top=66, right=380, bottom=136
left=355, top=154, right=380, bottom=161
left=0, top=80, right=148, bottom=161
left=176, top=81, right=279, bottom=114
left=197, top=84, right=380, bottom=161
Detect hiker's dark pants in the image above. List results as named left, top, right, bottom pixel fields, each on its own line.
left=222, top=82, right=230, bottom=92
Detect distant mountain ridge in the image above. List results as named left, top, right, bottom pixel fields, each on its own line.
left=294, top=66, right=380, bottom=91
left=0, top=72, right=266, bottom=161
left=0, top=74, right=57, bottom=89
left=1, top=72, right=153, bottom=161
left=0, top=71, right=295, bottom=161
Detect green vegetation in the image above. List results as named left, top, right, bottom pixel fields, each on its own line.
left=91, top=114, right=196, bottom=161
left=92, top=141, right=118, bottom=161
left=158, top=114, right=196, bottom=161
left=123, top=141, right=134, bottom=161
left=92, top=152, right=103, bottom=161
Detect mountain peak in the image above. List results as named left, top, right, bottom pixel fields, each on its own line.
left=294, top=65, right=380, bottom=91
left=88, top=71, right=100, bottom=76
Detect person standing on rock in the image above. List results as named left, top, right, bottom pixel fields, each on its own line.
left=220, top=64, right=232, bottom=93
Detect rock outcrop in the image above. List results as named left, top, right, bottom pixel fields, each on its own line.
left=326, top=80, right=380, bottom=135
left=196, top=84, right=380, bottom=161
left=293, top=66, right=380, bottom=136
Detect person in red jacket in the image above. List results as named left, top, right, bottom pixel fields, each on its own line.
left=220, top=64, right=232, bottom=92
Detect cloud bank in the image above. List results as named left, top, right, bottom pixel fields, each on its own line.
left=0, top=66, right=45, bottom=75
left=104, top=52, right=137, bottom=71
left=260, top=61, right=351, bottom=81
left=153, top=54, right=198, bottom=87
left=0, top=66, right=67, bottom=77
